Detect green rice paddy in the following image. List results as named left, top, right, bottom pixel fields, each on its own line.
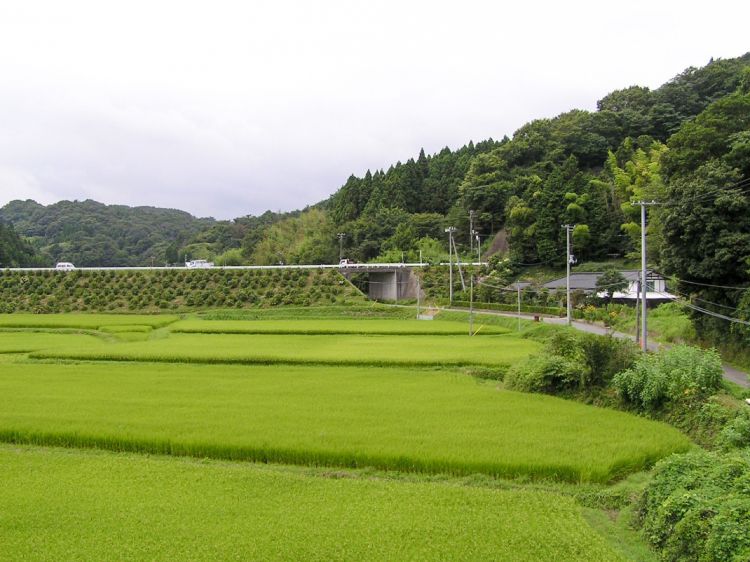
left=29, top=332, right=539, bottom=367
left=0, top=445, right=624, bottom=561
left=0, top=331, right=105, bottom=353
left=0, top=309, right=688, bottom=559
left=0, top=313, right=178, bottom=329
left=170, top=318, right=510, bottom=335
left=0, top=361, right=689, bottom=482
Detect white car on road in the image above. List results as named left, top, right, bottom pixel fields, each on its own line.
left=185, top=260, right=214, bottom=269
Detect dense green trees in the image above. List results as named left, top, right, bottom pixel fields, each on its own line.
left=0, top=199, right=215, bottom=267
left=657, top=91, right=750, bottom=339
left=326, top=140, right=499, bottom=261
left=0, top=221, right=42, bottom=267
left=250, top=208, right=336, bottom=265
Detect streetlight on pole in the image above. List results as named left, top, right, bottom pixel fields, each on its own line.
left=445, top=227, right=457, bottom=305
left=562, top=224, right=575, bottom=326
left=336, top=233, right=346, bottom=261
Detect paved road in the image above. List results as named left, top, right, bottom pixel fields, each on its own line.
left=447, top=306, right=750, bottom=388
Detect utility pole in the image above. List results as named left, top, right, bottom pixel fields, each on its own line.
left=475, top=232, right=481, bottom=264
left=635, top=281, right=641, bottom=345
left=632, top=201, right=658, bottom=352
left=517, top=283, right=521, bottom=332
left=416, top=275, right=421, bottom=319
left=336, top=233, right=346, bottom=261
left=469, top=210, right=476, bottom=254
left=469, top=274, right=474, bottom=336
left=562, top=224, right=575, bottom=326
left=445, top=227, right=456, bottom=305
left=450, top=234, right=467, bottom=291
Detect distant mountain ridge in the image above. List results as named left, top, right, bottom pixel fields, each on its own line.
left=0, top=199, right=215, bottom=267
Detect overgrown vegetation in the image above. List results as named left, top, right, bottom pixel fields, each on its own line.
left=613, top=346, right=724, bottom=411
left=506, top=331, right=639, bottom=394
left=637, top=450, right=750, bottom=562
left=501, top=326, right=750, bottom=561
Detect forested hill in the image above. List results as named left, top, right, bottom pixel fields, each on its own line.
left=322, top=53, right=750, bottom=266
left=0, top=199, right=215, bottom=267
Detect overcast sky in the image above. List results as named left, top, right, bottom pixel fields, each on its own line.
left=0, top=1, right=747, bottom=219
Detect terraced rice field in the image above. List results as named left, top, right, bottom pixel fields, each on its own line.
left=0, top=361, right=689, bottom=482
left=170, top=318, right=510, bottom=335
left=0, top=331, right=107, bottom=353
left=0, top=313, right=178, bottom=330
left=29, top=332, right=540, bottom=367
left=0, top=311, right=688, bottom=559
left=0, top=445, right=625, bottom=561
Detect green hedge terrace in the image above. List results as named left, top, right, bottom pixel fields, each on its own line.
left=0, top=269, right=365, bottom=313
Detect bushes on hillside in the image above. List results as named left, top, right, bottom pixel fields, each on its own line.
left=0, top=269, right=363, bottom=313
left=612, top=345, right=724, bottom=411
left=504, top=354, right=586, bottom=393
left=505, top=331, right=638, bottom=393
left=717, top=409, right=750, bottom=451
left=636, top=450, right=750, bottom=562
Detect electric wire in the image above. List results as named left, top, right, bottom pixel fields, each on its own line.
left=652, top=271, right=750, bottom=291
left=652, top=287, right=750, bottom=327
left=659, top=176, right=750, bottom=207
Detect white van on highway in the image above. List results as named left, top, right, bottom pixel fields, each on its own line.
left=185, top=259, right=214, bottom=269
left=55, top=262, right=76, bottom=271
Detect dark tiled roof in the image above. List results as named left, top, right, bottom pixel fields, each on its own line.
left=543, top=270, right=663, bottom=290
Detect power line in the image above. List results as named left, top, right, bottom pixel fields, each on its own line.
left=682, top=302, right=750, bottom=326
left=660, top=176, right=750, bottom=207
left=652, top=271, right=750, bottom=291
left=650, top=286, right=750, bottom=327
left=684, top=295, right=744, bottom=312
left=659, top=285, right=746, bottom=313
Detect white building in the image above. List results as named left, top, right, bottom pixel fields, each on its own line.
left=543, top=270, right=676, bottom=303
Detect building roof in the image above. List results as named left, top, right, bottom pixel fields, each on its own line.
left=543, top=270, right=664, bottom=291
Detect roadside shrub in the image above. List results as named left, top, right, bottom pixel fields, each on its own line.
left=637, top=450, right=750, bottom=562
left=717, top=409, right=750, bottom=451
left=508, top=331, right=638, bottom=394
left=613, top=345, right=723, bottom=411
left=467, top=365, right=510, bottom=381
left=578, top=333, right=638, bottom=386
left=505, top=355, right=586, bottom=393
